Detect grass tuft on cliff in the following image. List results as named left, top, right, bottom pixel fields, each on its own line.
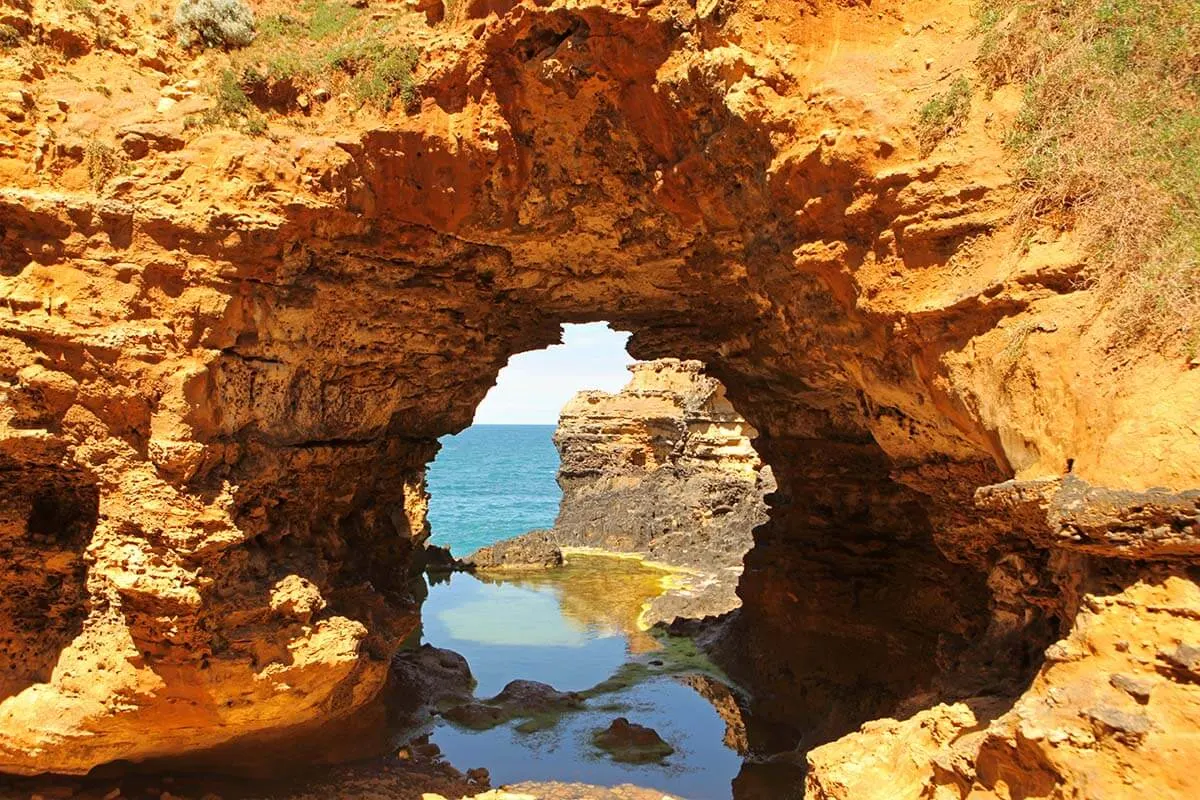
left=259, top=0, right=360, bottom=41
left=185, top=68, right=269, bottom=135
left=83, top=140, right=128, bottom=191
left=0, top=22, right=22, bottom=48
left=976, top=0, right=1200, bottom=346
left=241, top=1, right=420, bottom=112
left=916, top=76, right=973, bottom=153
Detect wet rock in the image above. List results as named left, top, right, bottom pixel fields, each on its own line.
left=421, top=543, right=464, bottom=574
left=732, top=759, right=808, bottom=800
left=442, top=680, right=584, bottom=730
left=491, top=679, right=585, bottom=711
left=389, top=645, right=475, bottom=724
left=440, top=702, right=507, bottom=729
left=591, top=717, right=675, bottom=763
left=463, top=530, right=563, bottom=570
left=465, top=766, right=490, bottom=785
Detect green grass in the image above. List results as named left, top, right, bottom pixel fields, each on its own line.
left=214, top=67, right=252, bottom=115
left=237, top=5, right=420, bottom=112
left=308, top=0, right=360, bottom=38
left=347, top=45, right=420, bottom=111
left=184, top=68, right=270, bottom=136
left=259, top=1, right=360, bottom=41
left=976, top=0, right=1200, bottom=344
left=256, top=12, right=306, bottom=40
left=916, top=76, right=973, bottom=153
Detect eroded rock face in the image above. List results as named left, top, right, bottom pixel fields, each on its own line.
left=805, top=567, right=1200, bottom=800
left=0, top=0, right=1197, bottom=792
left=551, top=358, right=773, bottom=620
left=463, top=529, right=564, bottom=571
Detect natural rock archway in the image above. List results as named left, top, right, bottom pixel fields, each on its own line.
left=0, top=0, right=1198, bottom=793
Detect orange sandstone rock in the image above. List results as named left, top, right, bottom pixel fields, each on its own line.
left=0, top=0, right=1195, bottom=794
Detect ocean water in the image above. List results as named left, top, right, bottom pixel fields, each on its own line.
left=418, top=424, right=747, bottom=798
left=426, top=424, right=561, bottom=556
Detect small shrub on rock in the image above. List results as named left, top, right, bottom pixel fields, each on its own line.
left=0, top=23, right=22, bottom=48
left=183, top=68, right=270, bottom=137
left=174, top=0, right=256, bottom=49
left=915, top=76, right=971, bottom=153
left=84, top=140, right=128, bottom=191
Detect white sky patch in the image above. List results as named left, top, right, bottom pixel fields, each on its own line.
left=472, top=322, right=635, bottom=425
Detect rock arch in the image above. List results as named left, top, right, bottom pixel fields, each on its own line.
left=0, top=0, right=1197, bottom=791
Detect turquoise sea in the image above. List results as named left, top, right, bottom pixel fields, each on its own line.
left=426, top=424, right=561, bottom=556
left=418, top=423, right=754, bottom=799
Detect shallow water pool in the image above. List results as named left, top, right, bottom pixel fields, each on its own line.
left=417, top=555, right=745, bottom=799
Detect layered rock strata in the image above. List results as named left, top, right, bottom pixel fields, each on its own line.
left=550, top=358, right=773, bottom=621
left=0, top=0, right=1196, bottom=795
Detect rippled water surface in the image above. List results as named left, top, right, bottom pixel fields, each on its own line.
left=419, top=556, right=744, bottom=799
left=426, top=425, right=561, bottom=556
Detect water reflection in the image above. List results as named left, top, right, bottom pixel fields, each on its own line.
left=418, top=555, right=744, bottom=799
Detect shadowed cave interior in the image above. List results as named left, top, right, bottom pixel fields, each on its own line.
left=0, top=315, right=1065, bottom=798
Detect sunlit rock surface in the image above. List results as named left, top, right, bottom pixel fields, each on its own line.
left=551, top=358, right=773, bottom=621
left=0, top=0, right=1197, bottom=794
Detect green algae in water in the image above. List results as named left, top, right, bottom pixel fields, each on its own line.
left=514, top=713, right=562, bottom=735
left=582, top=631, right=732, bottom=699
left=418, top=555, right=744, bottom=798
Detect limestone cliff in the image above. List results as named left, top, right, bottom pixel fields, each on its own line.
left=551, top=358, right=772, bottom=621
left=0, top=0, right=1196, bottom=795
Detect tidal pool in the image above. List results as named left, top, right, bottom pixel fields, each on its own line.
left=416, top=555, right=745, bottom=799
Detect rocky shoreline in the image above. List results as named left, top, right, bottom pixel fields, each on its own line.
left=454, top=359, right=773, bottom=626
left=2, top=0, right=1198, bottom=793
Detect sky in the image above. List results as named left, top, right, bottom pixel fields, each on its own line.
left=472, top=322, right=636, bottom=425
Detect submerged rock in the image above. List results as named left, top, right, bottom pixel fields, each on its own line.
left=591, top=717, right=675, bottom=764
left=389, top=645, right=475, bottom=725
left=441, top=679, right=584, bottom=731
